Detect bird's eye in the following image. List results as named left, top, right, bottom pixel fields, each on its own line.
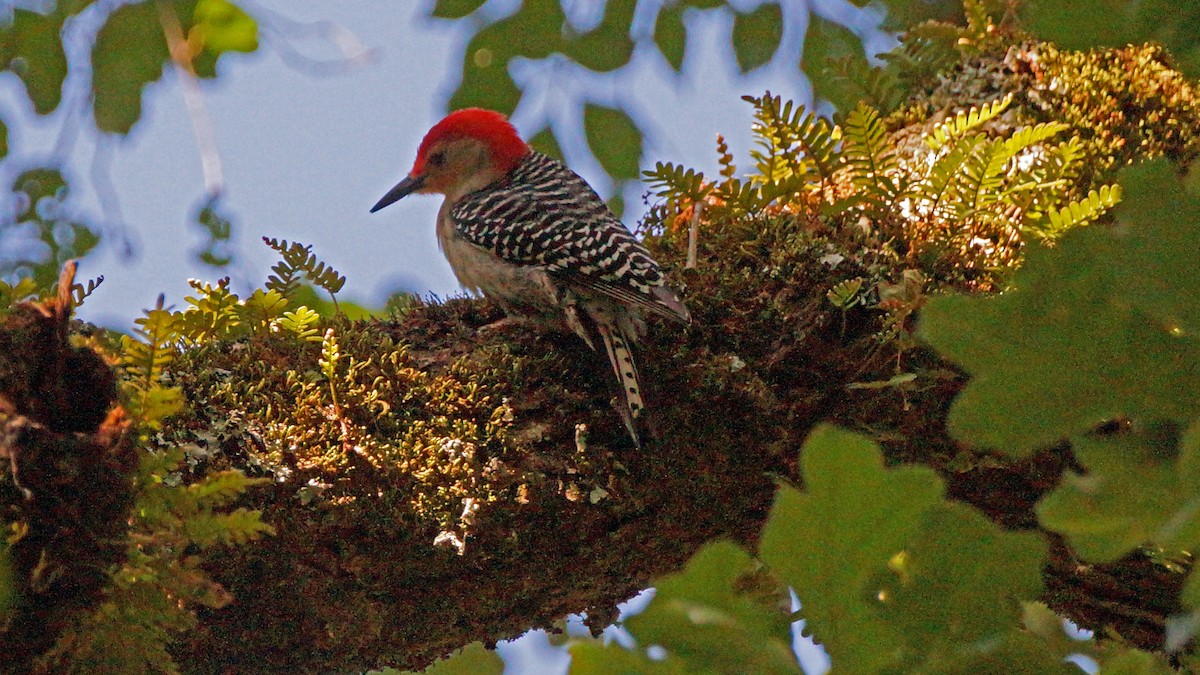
left=428, top=151, right=447, bottom=167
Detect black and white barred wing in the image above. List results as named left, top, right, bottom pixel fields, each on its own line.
left=449, top=153, right=689, bottom=323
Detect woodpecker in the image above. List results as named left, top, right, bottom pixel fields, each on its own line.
left=370, top=108, right=690, bottom=446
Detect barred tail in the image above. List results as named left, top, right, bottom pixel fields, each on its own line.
left=593, top=318, right=643, bottom=448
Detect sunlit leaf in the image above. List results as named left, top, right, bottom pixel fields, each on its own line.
left=191, top=0, right=257, bottom=61
left=584, top=104, right=642, bottom=180
left=732, top=2, right=783, bottom=72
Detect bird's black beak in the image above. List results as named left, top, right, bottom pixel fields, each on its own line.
left=370, top=174, right=425, bottom=213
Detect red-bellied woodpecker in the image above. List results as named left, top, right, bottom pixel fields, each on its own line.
left=370, top=108, right=690, bottom=446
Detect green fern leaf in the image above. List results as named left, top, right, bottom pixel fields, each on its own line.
left=262, top=237, right=346, bottom=305
left=925, top=93, right=1012, bottom=151
left=183, top=509, right=275, bottom=548
left=274, top=306, right=323, bottom=343
left=188, top=471, right=271, bottom=507
left=1029, top=184, right=1123, bottom=241
left=842, top=102, right=903, bottom=216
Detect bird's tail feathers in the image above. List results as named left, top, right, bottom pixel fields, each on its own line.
left=593, top=318, right=643, bottom=448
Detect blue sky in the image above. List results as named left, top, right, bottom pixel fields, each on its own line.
left=2, top=0, right=889, bottom=329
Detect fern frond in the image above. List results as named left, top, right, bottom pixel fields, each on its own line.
left=1001, top=122, right=1069, bottom=161
left=744, top=92, right=839, bottom=183
left=188, top=471, right=271, bottom=508
left=925, top=93, right=1012, bottom=151
left=716, top=134, right=737, bottom=180
left=124, top=296, right=180, bottom=393
left=177, top=277, right=241, bottom=344
left=1028, top=184, right=1123, bottom=241
left=262, top=237, right=346, bottom=304
left=236, top=289, right=289, bottom=327
left=274, top=306, right=323, bottom=342
left=67, top=276, right=104, bottom=307
left=842, top=102, right=903, bottom=216
left=183, top=509, right=275, bottom=548
left=642, top=162, right=710, bottom=206
left=826, top=56, right=905, bottom=114
left=921, top=136, right=986, bottom=216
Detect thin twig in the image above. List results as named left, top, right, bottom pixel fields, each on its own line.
left=686, top=200, right=702, bottom=269
left=157, top=0, right=224, bottom=196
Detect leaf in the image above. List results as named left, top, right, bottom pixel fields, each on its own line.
left=1036, top=425, right=1200, bottom=562
left=0, top=116, right=6, bottom=159
left=924, top=95, right=1013, bottom=151
left=448, top=23, right=526, bottom=115
left=919, top=159, right=1200, bottom=454
left=759, top=425, right=943, bottom=673
left=801, top=15, right=867, bottom=110
left=654, top=4, right=687, bottom=71
left=732, top=2, right=782, bottom=73
left=430, top=0, right=488, bottom=19
left=0, top=8, right=69, bottom=115
left=1030, top=184, right=1123, bottom=241
left=883, top=504, right=1048, bottom=649
left=91, top=0, right=170, bottom=134
left=190, top=0, right=257, bottom=75
left=528, top=126, right=563, bottom=160
left=584, top=104, right=642, bottom=180
left=569, top=641, right=683, bottom=674
left=623, top=541, right=799, bottom=673
left=410, top=642, right=503, bottom=674
left=564, top=0, right=634, bottom=72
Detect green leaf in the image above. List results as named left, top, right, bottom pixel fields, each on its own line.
left=681, top=0, right=726, bottom=8
left=1097, top=646, right=1178, bottom=674
left=883, top=504, right=1048, bottom=650
left=564, top=0, right=634, bottom=72
left=732, top=2, right=782, bottom=72
left=92, top=1, right=170, bottom=134
left=584, top=104, right=642, bottom=180
left=569, top=641, right=683, bottom=674
left=430, top=0, right=488, bottom=19
left=0, top=116, right=7, bottom=159
left=920, top=160, right=1200, bottom=454
left=1036, top=425, right=1200, bottom=562
left=528, top=126, right=563, bottom=160
left=623, top=541, right=799, bottom=673
left=447, top=51, right=522, bottom=115
left=759, top=425, right=943, bottom=673
left=801, top=15, right=867, bottom=111
left=0, top=8, right=69, bottom=114
left=409, top=642, right=503, bottom=674
left=654, top=4, right=687, bottom=71
left=191, top=0, right=257, bottom=68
